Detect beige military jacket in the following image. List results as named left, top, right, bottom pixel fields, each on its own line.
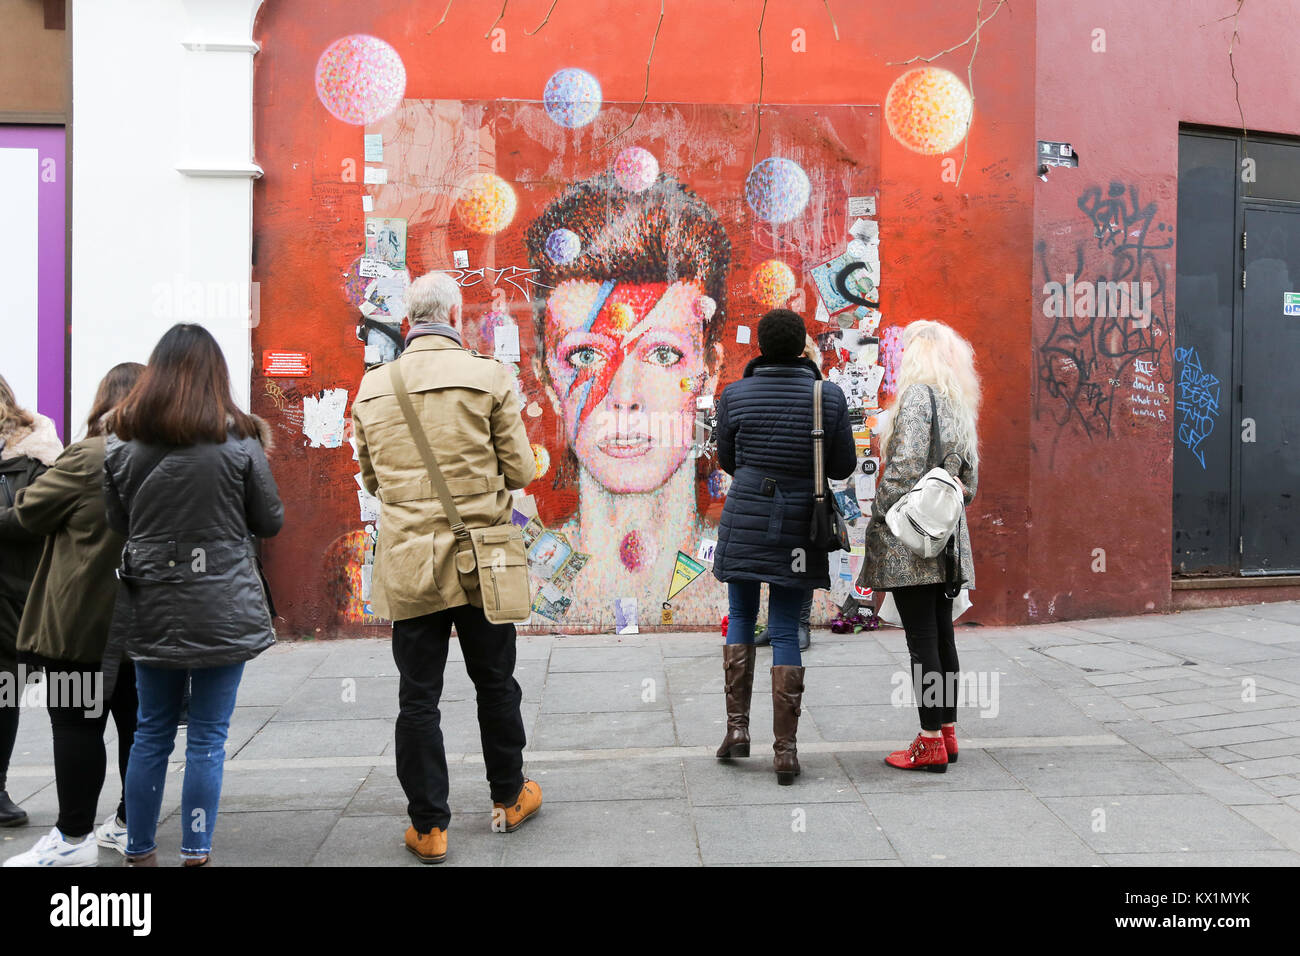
left=352, top=334, right=534, bottom=621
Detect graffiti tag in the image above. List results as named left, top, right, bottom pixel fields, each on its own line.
left=1174, top=346, right=1220, bottom=469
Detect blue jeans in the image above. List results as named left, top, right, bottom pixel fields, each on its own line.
left=126, top=662, right=244, bottom=859
left=797, top=590, right=814, bottom=646
left=726, top=581, right=810, bottom=667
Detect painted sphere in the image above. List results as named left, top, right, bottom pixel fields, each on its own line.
left=619, top=530, right=656, bottom=572
left=543, top=68, right=602, bottom=128
left=455, top=173, right=518, bottom=234
left=314, top=35, right=406, bottom=126
left=608, top=302, right=636, bottom=333
left=613, top=147, right=659, bottom=192
left=478, top=309, right=512, bottom=345
left=750, top=259, right=797, bottom=307
left=885, top=67, right=973, bottom=155
left=744, top=158, right=811, bottom=223
left=531, top=443, right=551, bottom=481
left=545, top=228, right=582, bottom=264
left=693, top=295, right=717, bottom=321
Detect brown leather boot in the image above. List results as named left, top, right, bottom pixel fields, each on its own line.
left=405, top=825, right=448, bottom=863
left=771, top=665, right=805, bottom=785
left=716, top=644, right=756, bottom=759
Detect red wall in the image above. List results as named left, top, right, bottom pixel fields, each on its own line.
left=252, top=0, right=1038, bottom=635
left=1030, top=0, right=1299, bottom=622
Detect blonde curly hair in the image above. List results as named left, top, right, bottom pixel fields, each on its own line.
left=0, top=374, right=34, bottom=441
left=879, top=320, right=980, bottom=469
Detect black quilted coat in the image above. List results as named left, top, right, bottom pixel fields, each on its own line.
left=711, top=356, right=856, bottom=590
left=102, top=418, right=283, bottom=683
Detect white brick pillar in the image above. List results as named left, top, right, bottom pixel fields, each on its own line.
left=71, top=0, right=264, bottom=432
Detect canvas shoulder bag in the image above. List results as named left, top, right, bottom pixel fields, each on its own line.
left=388, top=360, right=532, bottom=624
left=810, top=379, right=852, bottom=553
left=883, top=386, right=965, bottom=560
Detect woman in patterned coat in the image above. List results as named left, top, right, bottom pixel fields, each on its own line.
left=856, top=320, right=980, bottom=772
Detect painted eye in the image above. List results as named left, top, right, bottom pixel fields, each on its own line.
left=645, top=345, right=684, bottom=367
left=564, top=346, right=605, bottom=369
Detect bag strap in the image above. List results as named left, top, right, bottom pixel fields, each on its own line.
left=387, top=359, right=472, bottom=546
left=926, top=385, right=940, bottom=471
left=812, top=380, right=827, bottom=501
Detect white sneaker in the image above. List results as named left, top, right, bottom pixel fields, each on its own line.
left=95, top=812, right=128, bottom=855
left=3, top=827, right=98, bottom=867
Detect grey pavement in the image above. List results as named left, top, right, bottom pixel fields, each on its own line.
left=4, top=601, right=1300, bottom=866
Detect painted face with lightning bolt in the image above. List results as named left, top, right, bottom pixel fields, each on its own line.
left=544, top=277, right=719, bottom=494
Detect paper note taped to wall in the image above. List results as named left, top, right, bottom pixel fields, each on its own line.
left=736, top=326, right=751, bottom=344
left=363, top=166, right=387, bottom=184
left=364, top=134, right=383, bottom=162
left=494, top=324, right=521, bottom=362
left=362, top=195, right=374, bottom=213
left=847, top=196, right=876, bottom=217
left=358, top=488, right=380, bottom=522
left=614, top=598, right=639, bottom=635
left=302, top=388, right=349, bottom=448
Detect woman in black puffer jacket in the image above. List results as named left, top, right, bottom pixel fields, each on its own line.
left=104, top=324, right=283, bottom=866
left=711, top=310, right=855, bottom=784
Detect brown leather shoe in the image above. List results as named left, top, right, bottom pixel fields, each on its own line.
left=125, top=850, right=157, bottom=867
left=493, top=779, right=542, bottom=832
left=716, top=643, right=757, bottom=759
left=771, top=665, right=805, bottom=785
left=404, top=825, right=448, bottom=864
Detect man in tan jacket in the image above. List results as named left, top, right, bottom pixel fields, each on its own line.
left=352, top=271, right=541, bottom=864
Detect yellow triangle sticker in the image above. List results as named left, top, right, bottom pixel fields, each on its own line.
left=666, top=551, right=707, bottom=601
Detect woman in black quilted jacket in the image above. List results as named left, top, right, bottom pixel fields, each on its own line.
left=710, top=310, right=855, bottom=783
left=104, top=324, right=283, bottom=866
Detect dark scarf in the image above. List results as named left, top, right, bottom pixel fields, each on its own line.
left=404, top=322, right=463, bottom=348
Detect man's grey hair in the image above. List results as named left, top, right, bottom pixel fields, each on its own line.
left=406, top=272, right=463, bottom=325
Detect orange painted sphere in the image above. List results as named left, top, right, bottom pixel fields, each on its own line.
left=750, top=259, right=797, bottom=308
left=455, top=173, right=518, bottom=234
left=885, top=67, right=973, bottom=155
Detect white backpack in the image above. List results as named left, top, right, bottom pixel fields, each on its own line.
left=884, top=387, right=965, bottom=560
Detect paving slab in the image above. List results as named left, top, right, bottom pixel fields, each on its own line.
left=986, top=746, right=1196, bottom=798
left=866, top=790, right=1104, bottom=866
left=693, top=802, right=895, bottom=865
left=498, top=798, right=700, bottom=867
left=1041, top=793, right=1285, bottom=854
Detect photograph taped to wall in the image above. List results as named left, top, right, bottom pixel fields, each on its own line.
left=365, top=217, right=407, bottom=266
left=363, top=99, right=880, bottom=628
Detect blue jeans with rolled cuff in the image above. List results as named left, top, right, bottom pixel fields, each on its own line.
left=125, top=662, right=244, bottom=859
left=726, top=581, right=810, bottom=667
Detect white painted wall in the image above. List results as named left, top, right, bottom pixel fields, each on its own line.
left=0, top=146, right=39, bottom=413
left=70, top=0, right=263, bottom=437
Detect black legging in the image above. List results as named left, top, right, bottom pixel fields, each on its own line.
left=46, top=661, right=138, bottom=838
left=0, top=681, right=17, bottom=792
left=892, top=583, right=960, bottom=732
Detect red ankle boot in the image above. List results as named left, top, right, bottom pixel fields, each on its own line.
left=885, top=733, right=949, bottom=772
left=942, top=725, right=958, bottom=763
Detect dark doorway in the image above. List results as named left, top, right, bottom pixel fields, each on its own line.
left=1174, top=130, right=1300, bottom=576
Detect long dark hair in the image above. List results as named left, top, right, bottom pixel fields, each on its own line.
left=86, top=363, right=145, bottom=438
left=113, top=324, right=259, bottom=445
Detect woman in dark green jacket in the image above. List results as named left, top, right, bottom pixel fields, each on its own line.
left=1, top=364, right=143, bottom=867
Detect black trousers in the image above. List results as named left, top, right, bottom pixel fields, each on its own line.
left=391, top=603, right=526, bottom=832
left=47, top=660, right=138, bottom=838
left=0, top=670, right=17, bottom=792
left=892, top=583, right=960, bottom=732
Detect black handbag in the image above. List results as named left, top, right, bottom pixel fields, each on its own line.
left=809, top=379, right=852, bottom=553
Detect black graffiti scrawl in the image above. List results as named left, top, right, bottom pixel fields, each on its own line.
left=1036, top=182, right=1175, bottom=440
